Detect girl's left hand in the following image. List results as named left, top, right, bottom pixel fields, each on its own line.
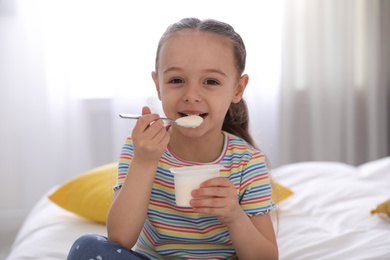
left=190, top=177, right=241, bottom=225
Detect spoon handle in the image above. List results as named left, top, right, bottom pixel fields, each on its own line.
left=119, top=113, right=142, bottom=119
left=119, top=113, right=174, bottom=123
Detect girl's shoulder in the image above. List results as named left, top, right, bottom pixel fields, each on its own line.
left=222, top=131, right=266, bottom=164
left=121, top=135, right=134, bottom=148
left=223, top=131, right=260, bottom=154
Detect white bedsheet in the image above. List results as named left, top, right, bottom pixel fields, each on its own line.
left=6, top=157, right=390, bottom=260
left=6, top=188, right=106, bottom=260
left=273, top=157, right=390, bottom=260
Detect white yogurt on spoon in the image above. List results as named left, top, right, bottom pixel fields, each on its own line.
left=175, top=115, right=203, bottom=128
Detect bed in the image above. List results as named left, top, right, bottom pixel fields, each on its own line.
left=6, top=157, right=390, bottom=260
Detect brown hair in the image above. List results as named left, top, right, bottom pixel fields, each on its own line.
left=155, top=17, right=256, bottom=148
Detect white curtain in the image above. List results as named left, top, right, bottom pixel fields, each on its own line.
left=4, top=0, right=388, bottom=227
left=0, top=0, right=282, bottom=220
left=280, top=0, right=390, bottom=166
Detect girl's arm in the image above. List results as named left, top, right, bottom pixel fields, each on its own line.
left=191, top=177, right=278, bottom=260
left=106, top=158, right=159, bottom=249
left=226, top=211, right=278, bottom=260
left=107, top=107, right=170, bottom=249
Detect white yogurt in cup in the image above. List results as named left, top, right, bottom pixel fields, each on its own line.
left=170, top=164, right=222, bottom=207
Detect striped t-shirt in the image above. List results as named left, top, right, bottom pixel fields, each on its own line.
left=114, top=131, right=275, bottom=259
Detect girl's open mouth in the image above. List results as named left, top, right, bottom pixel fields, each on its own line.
left=178, top=112, right=208, bottom=119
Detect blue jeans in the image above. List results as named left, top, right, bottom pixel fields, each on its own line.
left=67, top=234, right=150, bottom=260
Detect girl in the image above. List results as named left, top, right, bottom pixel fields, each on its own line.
left=67, top=17, right=278, bottom=260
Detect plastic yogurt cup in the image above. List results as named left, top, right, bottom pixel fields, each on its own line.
left=170, top=164, right=222, bottom=207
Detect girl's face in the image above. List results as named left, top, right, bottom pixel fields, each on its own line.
left=152, top=30, right=248, bottom=139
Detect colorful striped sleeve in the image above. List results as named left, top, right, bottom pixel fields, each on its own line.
left=239, top=152, right=275, bottom=216
left=113, top=136, right=133, bottom=192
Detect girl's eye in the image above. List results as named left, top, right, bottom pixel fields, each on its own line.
left=169, top=78, right=184, bottom=84
left=204, top=79, right=219, bottom=85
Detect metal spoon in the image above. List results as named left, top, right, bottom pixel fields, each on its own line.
left=119, top=113, right=203, bottom=128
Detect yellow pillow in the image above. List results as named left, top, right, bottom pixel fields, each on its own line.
left=371, top=199, right=390, bottom=218
left=49, top=162, right=293, bottom=224
left=271, top=182, right=293, bottom=203
left=48, top=162, right=118, bottom=224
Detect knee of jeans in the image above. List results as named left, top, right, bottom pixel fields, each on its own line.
left=68, top=234, right=107, bottom=259
left=79, top=233, right=105, bottom=243
left=71, top=234, right=105, bottom=249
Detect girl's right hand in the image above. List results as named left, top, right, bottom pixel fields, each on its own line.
left=131, top=106, right=170, bottom=164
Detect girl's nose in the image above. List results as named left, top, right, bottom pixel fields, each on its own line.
left=183, top=84, right=202, bottom=103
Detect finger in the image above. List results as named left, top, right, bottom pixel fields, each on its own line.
left=149, top=120, right=170, bottom=144
left=191, top=206, right=220, bottom=215
left=192, top=186, right=229, bottom=198
left=142, top=106, right=152, bottom=115
left=200, top=177, right=232, bottom=188
left=133, top=113, right=161, bottom=134
left=190, top=197, right=226, bottom=208
left=147, top=119, right=167, bottom=138
left=133, top=106, right=158, bottom=133
left=159, top=129, right=170, bottom=148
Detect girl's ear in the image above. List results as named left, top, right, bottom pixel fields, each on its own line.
left=152, top=71, right=162, bottom=100
left=232, top=74, right=249, bottom=103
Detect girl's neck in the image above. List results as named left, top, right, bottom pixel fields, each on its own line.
left=168, top=130, right=225, bottom=163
